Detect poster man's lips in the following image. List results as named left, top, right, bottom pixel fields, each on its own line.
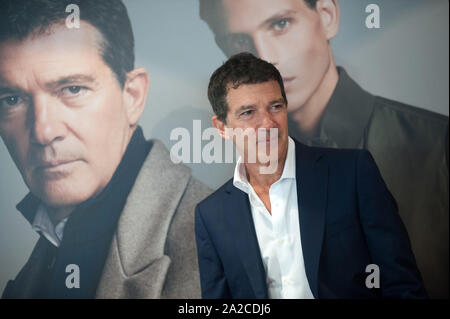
left=37, top=159, right=79, bottom=169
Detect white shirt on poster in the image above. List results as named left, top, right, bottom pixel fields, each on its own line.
left=32, top=205, right=68, bottom=247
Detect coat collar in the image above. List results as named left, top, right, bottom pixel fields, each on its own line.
left=224, top=139, right=328, bottom=298
left=113, top=139, right=191, bottom=274
left=96, top=139, right=192, bottom=298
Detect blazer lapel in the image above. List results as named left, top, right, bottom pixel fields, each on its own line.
left=224, top=183, right=268, bottom=298
left=96, top=140, right=191, bottom=298
left=295, top=141, right=328, bottom=298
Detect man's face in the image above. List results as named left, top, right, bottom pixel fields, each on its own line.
left=214, top=0, right=333, bottom=112
left=0, top=22, right=134, bottom=208
left=222, top=80, right=289, bottom=167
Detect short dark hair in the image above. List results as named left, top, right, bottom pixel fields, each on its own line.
left=0, top=0, right=134, bottom=88
left=208, top=52, right=287, bottom=123
left=200, top=0, right=318, bottom=34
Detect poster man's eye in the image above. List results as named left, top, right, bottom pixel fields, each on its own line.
left=220, top=33, right=255, bottom=57
left=0, top=95, right=23, bottom=108
left=66, top=86, right=82, bottom=94
left=4, top=96, right=19, bottom=106
left=231, top=35, right=253, bottom=51
left=61, top=85, right=88, bottom=97
left=271, top=18, right=291, bottom=32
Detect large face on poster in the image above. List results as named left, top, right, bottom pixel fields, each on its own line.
left=0, top=22, right=136, bottom=207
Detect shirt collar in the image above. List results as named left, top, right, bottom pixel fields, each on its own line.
left=31, top=205, right=68, bottom=247
left=233, top=136, right=296, bottom=193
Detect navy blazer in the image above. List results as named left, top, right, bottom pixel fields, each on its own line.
left=195, top=140, right=427, bottom=299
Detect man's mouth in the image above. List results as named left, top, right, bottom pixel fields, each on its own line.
left=257, top=134, right=279, bottom=144
left=34, top=159, right=81, bottom=178
left=38, top=159, right=78, bottom=168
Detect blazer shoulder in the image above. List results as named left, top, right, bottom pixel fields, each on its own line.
left=322, top=147, right=370, bottom=169
left=295, top=139, right=364, bottom=163
left=196, top=178, right=234, bottom=212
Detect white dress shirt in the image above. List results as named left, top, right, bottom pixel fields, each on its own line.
left=32, top=205, right=68, bottom=247
left=233, top=137, right=314, bottom=299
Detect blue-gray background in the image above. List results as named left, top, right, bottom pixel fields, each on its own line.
left=0, top=0, right=448, bottom=292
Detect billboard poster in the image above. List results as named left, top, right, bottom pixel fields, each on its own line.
left=0, top=0, right=447, bottom=301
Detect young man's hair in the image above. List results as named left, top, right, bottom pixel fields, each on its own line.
left=208, top=52, right=287, bottom=123
left=199, top=0, right=318, bottom=33
left=0, top=0, right=134, bottom=88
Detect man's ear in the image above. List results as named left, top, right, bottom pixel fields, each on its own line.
left=122, top=68, right=150, bottom=126
left=317, top=0, right=340, bottom=40
left=211, top=115, right=229, bottom=139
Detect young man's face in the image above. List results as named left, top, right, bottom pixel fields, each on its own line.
left=213, top=0, right=334, bottom=112
left=0, top=22, right=137, bottom=208
left=218, top=80, right=289, bottom=168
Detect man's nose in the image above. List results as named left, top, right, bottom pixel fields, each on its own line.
left=30, top=95, right=67, bottom=145
left=253, top=35, right=279, bottom=66
left=259, top=111, right=278, bottom=129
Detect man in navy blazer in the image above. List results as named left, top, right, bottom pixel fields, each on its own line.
left=195, top=52, right=427, bottom=299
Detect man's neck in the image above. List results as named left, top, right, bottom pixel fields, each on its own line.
left=290, top=52, right=339, bottom=138
left=244, top=149, right=287, bottom=192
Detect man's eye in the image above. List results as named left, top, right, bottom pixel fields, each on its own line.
left=272, top=104, right=283, bottom=110
left=61, top=86, right=86, bottom=96
left=0, top=95, right=23, bottom=108
left=271, top=18, right=291, bottom=32
left=241, top=110, right=253, bottom=117
left=68, top=86, right=81, bottom=94
left=226, top=34, right=254, bottom=55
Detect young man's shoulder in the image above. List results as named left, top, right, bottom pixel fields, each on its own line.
left=373, top=95, right=448, bottom=130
